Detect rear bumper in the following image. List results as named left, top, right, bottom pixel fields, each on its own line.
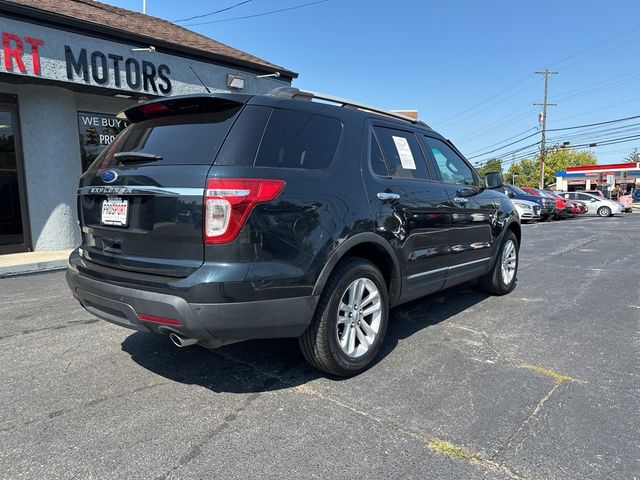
left=66, top=259, right=318, bottom=346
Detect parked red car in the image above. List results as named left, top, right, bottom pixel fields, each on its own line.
left=544, top=190, right=576, bottom=218
left=521, top=187, right=574, bottom=219
left=573, top=201, right=588, bottom=214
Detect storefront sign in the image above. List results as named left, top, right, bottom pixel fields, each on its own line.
left=0, top=16, right=288, bottom=97
left=65, top=46, right=171, bottom=94
left=77, top=112, right=128, bottom=171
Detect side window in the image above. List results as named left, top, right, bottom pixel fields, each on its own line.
left=577, top=193, right=591, bottom=201
left=370, top=132, right=389, bottom=176
left=255, top=109, right=342, bottom=169
left=372, top=127, right=430, bottom=180
left=215, top=105, right=271, bottom=166
left=423, top=137, right=475, bottom=186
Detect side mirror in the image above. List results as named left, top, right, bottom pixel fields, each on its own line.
left=485, top=171, right=504, bottom=189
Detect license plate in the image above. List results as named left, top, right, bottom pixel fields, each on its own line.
left=101, top=198, right=129, bottom=226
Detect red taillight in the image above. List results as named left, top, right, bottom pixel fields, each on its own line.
left=204, top=178, right=285, bottom=244
left=138, top=313, right=181, bottom=326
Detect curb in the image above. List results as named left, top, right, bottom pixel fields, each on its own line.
left=0, top=259, right=68, bottom=278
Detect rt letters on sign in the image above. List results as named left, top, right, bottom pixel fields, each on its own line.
left=1, top=30, right=173, bottom=95
left=2, top=32, right=44, bottom=75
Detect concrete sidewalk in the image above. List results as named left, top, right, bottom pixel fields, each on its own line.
left=0, top=250, right=71, bottom=278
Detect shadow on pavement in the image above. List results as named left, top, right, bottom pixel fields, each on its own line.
left=121, top=281, right=493, bottom=394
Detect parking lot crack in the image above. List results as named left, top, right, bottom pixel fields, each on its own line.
left=1, top=382, right=168, bottom=433
left=154, top=386, right=267, bottom=480
left=0, top=318, right=100, bottom=341
left=295, top=384, right=525, bottom=479
left=520, top=237, right=599, bottom=271
left=493, top=364, right=585, bottom=460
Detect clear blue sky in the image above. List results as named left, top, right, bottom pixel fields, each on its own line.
left=104, top=0, right=640, bottom=166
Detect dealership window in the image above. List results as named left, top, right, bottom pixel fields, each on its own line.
left=77, top=112, right=128, bottom=171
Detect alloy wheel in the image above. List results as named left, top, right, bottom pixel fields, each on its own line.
left=501, top=239, right=517, bottom=285
left=336, top=277, right=382, bottom=358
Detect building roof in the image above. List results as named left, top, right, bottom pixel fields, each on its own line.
left=1, top=0, right=297, bottom=79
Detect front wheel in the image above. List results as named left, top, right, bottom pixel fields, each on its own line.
left=597, top=206, right=612, bottom=217
left=299, top=258, right=389, bottom=376
left=479, top=231, right=519, bottom=295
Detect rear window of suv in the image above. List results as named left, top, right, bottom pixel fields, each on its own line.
left=89, top=108, right=242, bottom=170
left=215, top=106, right=342, bottom=169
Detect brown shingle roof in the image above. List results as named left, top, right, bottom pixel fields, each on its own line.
left=2, top=0, right=297, bottom=78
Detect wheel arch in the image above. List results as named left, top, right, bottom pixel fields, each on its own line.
left=506, top=220, right=521, bottom=248
left=312, top=233, right=401, bottom=305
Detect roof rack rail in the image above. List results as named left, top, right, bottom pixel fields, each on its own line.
left=267, top=87, right=428, bottom=127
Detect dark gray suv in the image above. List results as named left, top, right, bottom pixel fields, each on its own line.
left=67, top=88, right=520, bottom=376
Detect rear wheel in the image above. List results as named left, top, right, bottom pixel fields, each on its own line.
left=479, top=231, right=519, bottom=295
left=299, top=258, right=389, bottom=376
left=597, top=206, right=611, bottom=217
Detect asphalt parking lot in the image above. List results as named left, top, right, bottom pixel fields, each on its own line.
left=1, top=214, right=638, bottom=480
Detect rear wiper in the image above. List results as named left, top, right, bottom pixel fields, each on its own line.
left=113, top=151, right=163, bottom=163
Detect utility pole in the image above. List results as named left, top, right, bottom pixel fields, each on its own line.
left=143, top=0, right=146, bottom=14
left=534, top=69, right=557, bottom=189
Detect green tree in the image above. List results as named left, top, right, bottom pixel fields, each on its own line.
left=625, top=148, right=640, bottom=163
left=506, top=148, right=597, bottom=187
left=477, top=158, right=503, bottom=177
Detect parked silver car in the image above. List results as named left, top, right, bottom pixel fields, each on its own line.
left=558, top=191, right=624, bottom=217
left=511, top=199, right=541, bottom=222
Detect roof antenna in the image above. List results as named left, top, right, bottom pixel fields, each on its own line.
left=189, top=66, right=211, bottom=93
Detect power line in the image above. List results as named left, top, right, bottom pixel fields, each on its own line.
left=433, top=75, right=537, bottom=127
left=182, top=0, right=329, bottom=26
left=469, top=114, right=640, bottom=162
left=466, top=127, right=538, bottom=156
left=467, top=131, right=540, bottom=160
left=555, top=34, right=640, bottom=72
left=550, top=70, right=640, bottom=103
left=435, top=78, right=539, bottom=129
left=552, top=97, right=640, bottom=124
left=174, top=0, right=253, bottom=22
left=478, top=130, right=640, bottom=167
left=453, top=105, right=537, bottom=143
left=547, top=114, right=640, bottom=132
left=435, top=24, right=640, bottom=130
left=547, top=23, right=640, bottom=69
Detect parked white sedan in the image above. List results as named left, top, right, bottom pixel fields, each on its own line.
left=558, top=192, right=624, bottom=217
left=511, top=199, right=541, bottom=222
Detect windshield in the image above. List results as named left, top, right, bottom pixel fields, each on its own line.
left=509, top=185, right=529, bottom=195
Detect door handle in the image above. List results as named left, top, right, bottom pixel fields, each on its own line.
left=377, top=192, right=400, bottom=201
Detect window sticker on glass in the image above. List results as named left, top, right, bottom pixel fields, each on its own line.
left=391, top=136, right=416, bottom=170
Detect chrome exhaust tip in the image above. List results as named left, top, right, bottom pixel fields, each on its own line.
left=169, top=332, right=198, bottom=348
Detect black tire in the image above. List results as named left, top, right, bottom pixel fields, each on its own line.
left=298, top=257, right=389, bottom=376
left=479, top=231, right=519, bottom=296
left=597, top=206, right=611, bottom=217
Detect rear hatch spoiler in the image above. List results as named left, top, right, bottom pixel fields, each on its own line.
left=121, top=93, right=253, bottom=123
